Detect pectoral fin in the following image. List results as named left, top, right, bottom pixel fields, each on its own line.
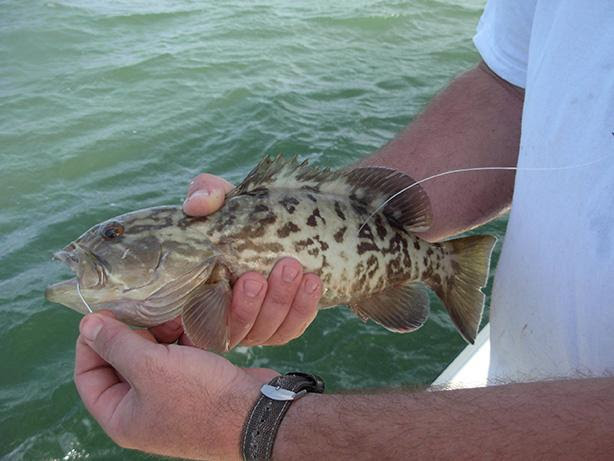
left=350, top=283, right=430, bottom=333
left=182, top=279, right=231, bottom=353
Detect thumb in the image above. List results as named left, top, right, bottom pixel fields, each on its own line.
left=183, top=173, right=234, bottom=217
left=183, top=188, right=225, bottom=216
left=80, top=313, right=158, bottom=379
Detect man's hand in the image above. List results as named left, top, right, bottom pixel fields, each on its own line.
left=75, top=312, right=276, bottom=461
left=173, top=173, right=322, bottom=348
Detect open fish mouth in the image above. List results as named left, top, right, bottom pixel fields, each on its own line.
left=46, top=244, right=105, bottom=314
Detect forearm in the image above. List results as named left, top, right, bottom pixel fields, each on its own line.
left=274, top=377, right=614, bottom=459
left=361, top=61, right=524, bottom=242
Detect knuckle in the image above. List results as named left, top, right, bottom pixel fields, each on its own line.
left=292, top=297, right=318, bottom=317
left=138, top=345, right=171, bottom=379
left=231, top=300, right=259, bottom=326
left=107, top=420, right=136, bottom=449
left=96, top=325, right=124, bottom=359
left=241, top=337, right=261, bottom=347
left=268, top=287, right=295, bottom=307
left=243, top=327, right=273, bottom=346
left=266, top=335, right=290, bottom=346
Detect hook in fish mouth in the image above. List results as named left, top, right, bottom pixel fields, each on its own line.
left=53, top=243, right=109, bottom=287
left=48, top=243, right=106, bottom=313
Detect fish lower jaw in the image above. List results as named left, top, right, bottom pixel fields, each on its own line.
left=45, top=278, right=89, bottom=314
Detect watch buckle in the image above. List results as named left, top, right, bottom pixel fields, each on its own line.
left=260, top=384, right=307, bottom=401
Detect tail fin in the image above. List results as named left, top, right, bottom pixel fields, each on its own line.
left=429, top=235, right=496, bottom=344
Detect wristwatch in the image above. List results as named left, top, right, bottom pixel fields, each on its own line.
left=240, top=372, right=325, bottom=461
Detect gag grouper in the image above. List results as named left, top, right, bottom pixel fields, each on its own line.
left=46, top=155, right=496, bottom=352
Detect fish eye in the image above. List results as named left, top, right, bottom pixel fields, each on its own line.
left=101, top=222, right=124, bottom=241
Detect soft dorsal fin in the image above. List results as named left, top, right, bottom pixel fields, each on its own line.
left=230, top=155, right=432, bottom=231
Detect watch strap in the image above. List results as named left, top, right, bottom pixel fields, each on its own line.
left=241, top=372, right=324, bottom=461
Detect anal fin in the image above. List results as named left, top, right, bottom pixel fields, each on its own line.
left=350, top=283, right=430, bottom=333
left=182, top=279, right=231, bottom=353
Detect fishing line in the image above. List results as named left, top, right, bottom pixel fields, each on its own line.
left=76, top=279, right=93, bottom=314
left=358, top=154, right=611, bottom=232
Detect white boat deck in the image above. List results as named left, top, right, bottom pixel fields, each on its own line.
left=432, top=324, right=491, bottom=389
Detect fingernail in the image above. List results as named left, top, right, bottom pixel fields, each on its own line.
left=304, top=278, right=320, bottom=294
left=244, top=279, right=264, bottom=298
left=81, top=315, right=103, bottom=341
left=188, top=189, right=210, bottom=200
left=282, top=264, right=299, bottom=282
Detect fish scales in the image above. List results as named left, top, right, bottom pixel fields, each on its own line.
left=203, top=189, right=443, bottom=307
left=45, top=155, right=496, bottom=352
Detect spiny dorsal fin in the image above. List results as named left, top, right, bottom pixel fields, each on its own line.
left=350, top=282, right=430, bottom=333
left=231, top=155, right=432, bottom=231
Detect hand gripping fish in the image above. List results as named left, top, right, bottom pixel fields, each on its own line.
left=45, top=156, right=496, bottom=352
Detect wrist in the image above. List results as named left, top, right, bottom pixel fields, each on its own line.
left=223, top=380, right=263, bottom=461
left=271, top=393, right=326, bottom=460
left=240, top=373, right=325, bottom=461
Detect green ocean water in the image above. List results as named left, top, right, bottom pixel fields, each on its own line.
left=0, top=0, right=505, bottom=458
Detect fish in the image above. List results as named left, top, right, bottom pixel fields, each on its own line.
left=45, top=155, right=496, bottom=352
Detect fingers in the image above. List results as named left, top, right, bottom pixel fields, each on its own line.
left=183, top=173, right=234, bottom=217
left=229, top=258, right=321, bottom=347
left=241, top=258, right=304, bottom=346
left=78, top=314, right=159, bottom=381
left=74, top=333, right=131, bottom=428
left=228, top=273, right=268, bottom=348
left=149, top=317, right=184, bottom=343
left=265, top=273, right=321, bottom=346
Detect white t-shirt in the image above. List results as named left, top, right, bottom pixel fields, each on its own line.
left=474, top=0, right=614, bottom=382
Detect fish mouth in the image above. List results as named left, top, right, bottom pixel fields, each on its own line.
left=53, top=247, right=80, bottom=271
left=45, top=278, right=89, bottom=314
left=46, top=243, right=105, bottom=314
left=53, top=243, right=108, bottom=286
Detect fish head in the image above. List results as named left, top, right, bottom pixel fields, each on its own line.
left=45, top=206, right=218, bottom=323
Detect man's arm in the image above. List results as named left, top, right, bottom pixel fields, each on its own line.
left=362, top=61, right=524, bottom=242
left=275, top=378, right=614, bottom=459
left=75, top=314, right=614, bottom=460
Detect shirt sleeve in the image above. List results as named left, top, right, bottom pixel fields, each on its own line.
left=473, top=0, right=537, bottom=88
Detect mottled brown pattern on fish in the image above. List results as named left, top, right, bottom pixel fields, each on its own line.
left=235, top=240, right=284, bottom=254
left=193, top=184, right=447, bottom=308
left=374, top=214, right=387, bottom=240
left=177, top=216, right=199, bottom=229
left=279, top=196, right=299, bottom=214
left=306, top=208, right=325, bottom=227
left=294, top=238, right=314, bottom=252
left=334, top=226, right=346, bottom=243
left=334, top=201, right=346, bottom=220
left=245, top=187, right=269, bottom=198
left=314, top=236, right=329, bottom=252
left=129, top=214, right=173, bottom=233
left=277, top=222, right=300, bottom=238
